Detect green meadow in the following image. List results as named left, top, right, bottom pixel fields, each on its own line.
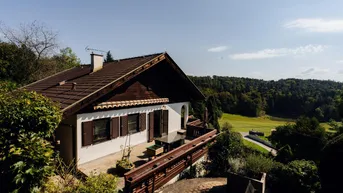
left=219, top=113, right=332, bottom=136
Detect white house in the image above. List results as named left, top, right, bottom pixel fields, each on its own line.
left=25, top=52, right=204, bottom=166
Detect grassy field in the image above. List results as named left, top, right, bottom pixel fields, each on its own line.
left=219, top=113, right=290, bottom=136
left=219, top=113, right=333, bottom=136
left=243, top=139, right=269, bottom=154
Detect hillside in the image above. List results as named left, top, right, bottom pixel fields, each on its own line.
left=189, top=76, right=343, bottom=122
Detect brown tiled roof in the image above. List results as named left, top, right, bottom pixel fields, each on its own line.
left=24, top=52, right=204, bottom=116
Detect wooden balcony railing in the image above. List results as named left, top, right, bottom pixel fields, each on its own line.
left=124, top=129, right=217, bottom=193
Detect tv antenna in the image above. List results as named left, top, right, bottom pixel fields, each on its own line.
left=85, top=46, right=107, bottom=55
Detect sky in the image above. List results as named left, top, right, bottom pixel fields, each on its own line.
left=1, top=0, right=343, bottom=81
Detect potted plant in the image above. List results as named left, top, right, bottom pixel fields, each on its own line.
left=116, top=144, right=135, bottom=175
left=116, top=158, right=135, bottom=175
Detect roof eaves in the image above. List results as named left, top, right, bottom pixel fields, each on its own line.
left=20, top=66, right=79, bottom=89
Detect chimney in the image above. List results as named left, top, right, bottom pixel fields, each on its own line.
left=91, top=53, right=103, bottom=72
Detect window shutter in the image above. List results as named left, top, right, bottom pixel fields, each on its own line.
left=111, top=117, right=120, bottom=139
left=139, top=113, right=147, bottom=131
left=82, top=121, right=93, bottom=146
left=148, top=112, right=154, bottom=142
left=120, top=116, right=128, bottom=136
left=163, top=110, right=169, bottom=134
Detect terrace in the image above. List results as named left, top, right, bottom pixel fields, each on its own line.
left=78, top=120, right=217, bottom=191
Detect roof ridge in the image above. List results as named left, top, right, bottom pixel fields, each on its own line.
left=104, top=52, right=164, bottom=64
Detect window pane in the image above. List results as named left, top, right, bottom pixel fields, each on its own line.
left=128, top=114, right=138, bottom=134
left=93, top=119, right=110, bottom=142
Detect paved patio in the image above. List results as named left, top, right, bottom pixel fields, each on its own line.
left=78, top=141, right=155, bottom=176
left=78, top=131, right=192, bottom=190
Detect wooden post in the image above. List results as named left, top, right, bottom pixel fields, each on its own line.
left=203, top=107, right=208, bottom=128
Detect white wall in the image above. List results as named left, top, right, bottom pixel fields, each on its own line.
left=76, top=102, right=189, bottom=165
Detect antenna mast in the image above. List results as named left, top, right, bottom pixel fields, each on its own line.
left=85, top=46, right=107, bottom=55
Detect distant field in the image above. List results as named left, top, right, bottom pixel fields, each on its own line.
left=219, top=113, right=290, bottom=136
left=219, top=113, right=333, bottom=136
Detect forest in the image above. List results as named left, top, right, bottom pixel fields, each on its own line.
left=189, top=76, right=343, bottom=122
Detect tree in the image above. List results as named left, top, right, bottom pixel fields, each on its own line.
left=208, top=131, right=244, bottom=176
left=0, top=21, right=58, bottom=61
left=189, top=76, right=343, bottom=122
left=0, top=42, right=37, bottom=84
left=0, top=89, right=62, bottom=192
left=269, top=117, right=327, bottom=162
left=206, top=95, right=222, bottom=130
left=105, top=51, right=115, bottom=62
left=268, top=160, right=321, bottom=193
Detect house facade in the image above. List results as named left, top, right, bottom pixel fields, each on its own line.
left=25, top=52, right=204, bottom=166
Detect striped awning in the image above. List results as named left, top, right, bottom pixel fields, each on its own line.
left=94, top=98, right=169, bottom=110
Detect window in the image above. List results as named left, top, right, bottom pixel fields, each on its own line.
left=93, top=119, right=110, bottom=143
left=128, top=114, right=139, bottom=134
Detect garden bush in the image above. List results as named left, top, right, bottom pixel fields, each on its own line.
left=244, top=154, right=274, bottom=178
left=0, top=89, right=62, bottom=192
left=268, top=160, right=321, bottom=193
left=221, top=121, right=233, bottom=132
left=208, top=131, right=244, bottom=176
left=44, top=173, right=118, bottom=193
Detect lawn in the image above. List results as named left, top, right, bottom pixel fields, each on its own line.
left=219, top=113, right=334, bottom=136
left=219, top=113, right=290, bottom=136
left=243, top=139, right=270, bottom=154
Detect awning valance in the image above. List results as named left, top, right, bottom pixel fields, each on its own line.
left=94, top=98, right=169, bottom=110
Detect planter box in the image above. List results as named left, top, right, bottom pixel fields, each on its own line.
left=227, top=171, right=266, bottom=193
left=146, top=144, right=164, bottom=157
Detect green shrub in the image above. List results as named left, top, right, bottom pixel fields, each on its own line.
left=75, top=173, right=118, bottom=193
left=208, top=131, right=244, bottom=176
left=0, top=90, right=62, bottom=192
left=221, top=122, right=233, bottom=132
left=228, top=157, right=245, bottom=174
left=275, top=144, right=294, bottom=163
left=268, top=160, right=321, bottom=193
left=0, top=90, right=62, bottom=138
left=244, top=154, right=274, bottom=178
left=43, top=173, right=118, bottom=193
left=5, top=132, right=54, bottom=192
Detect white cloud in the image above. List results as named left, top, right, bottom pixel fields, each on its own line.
left=336, top=60, right=343, bottom=63
left=229, top=45, right=327, bottom=60
left=284, top=18, right=343, bottom=32
left=300, top=67, right=329, bottom=76
left=208, top=46, right=228, bottom=52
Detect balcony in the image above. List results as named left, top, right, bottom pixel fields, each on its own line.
left=124, top=120, right=217, bottom=193
left=78, top=120, right=217, bottom=191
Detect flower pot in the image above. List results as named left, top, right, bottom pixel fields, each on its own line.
left=116, top=160, right=135, bottom=175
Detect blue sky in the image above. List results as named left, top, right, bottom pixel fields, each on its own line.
left=1, top=0, right=343, bottom=81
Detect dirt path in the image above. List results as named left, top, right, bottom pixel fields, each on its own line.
left=156, top=178, right=227, bottom=193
